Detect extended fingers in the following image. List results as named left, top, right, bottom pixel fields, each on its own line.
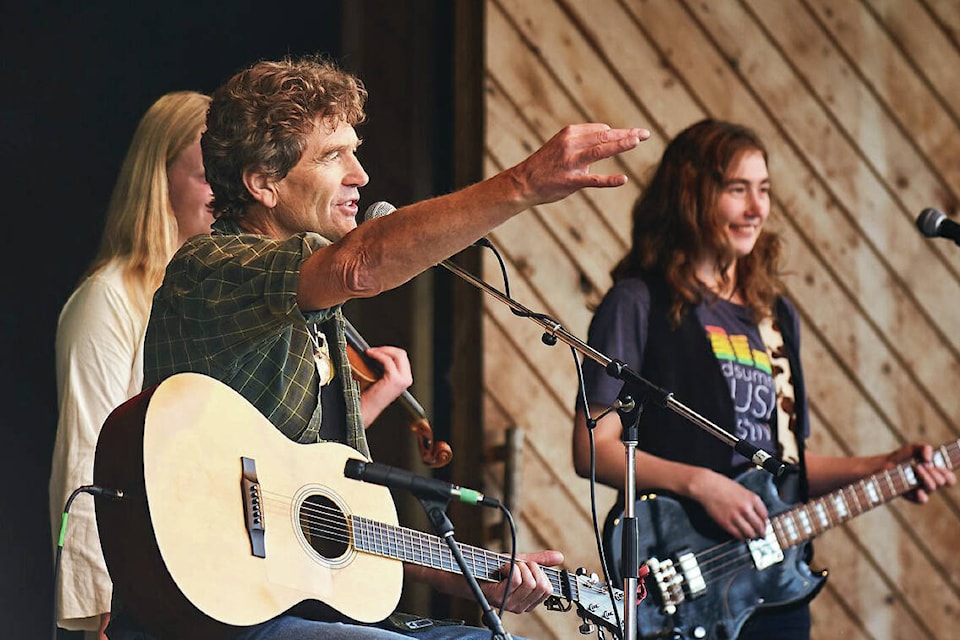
left=587, top=126, right=649, bottom=159
left=916, top=458, right=956, bottom=493
left=745, top=495, right=769, bottom=538
left=722, top=494, right=768, bottom=539
left=555, top=124, right=648, bottom=183
left=570, top=125, right=646, bottom=164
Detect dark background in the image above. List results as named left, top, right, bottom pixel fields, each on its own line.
left=1, top=2, right=478, bottom=637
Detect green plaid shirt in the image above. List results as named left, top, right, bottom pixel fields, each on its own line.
left=143, top=218, right=369, bottom=458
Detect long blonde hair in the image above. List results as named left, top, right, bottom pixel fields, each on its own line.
left=83, top=90, right=210, bottom=319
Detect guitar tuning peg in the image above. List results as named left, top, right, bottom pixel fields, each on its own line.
left=578, top=619, right=595, bottom=635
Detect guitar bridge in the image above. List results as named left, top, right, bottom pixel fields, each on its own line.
left=747, top=522, right=783, bottom=571
left=645, top=557, right=684, bottom=613
left=241, top=457, right=266, bottom=558
left=645, top=548, right=707, bottom=616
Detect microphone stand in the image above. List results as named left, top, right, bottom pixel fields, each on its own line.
left=440, top=258, right=786, bottom=475
left=439, top=257, right=786, bottom=639
left=418, top=495, right=513, bottom=640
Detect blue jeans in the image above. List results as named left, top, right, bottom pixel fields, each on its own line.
left=107, top=613, right=530, bottom=640
left=235, top=615, right=529, bottom=639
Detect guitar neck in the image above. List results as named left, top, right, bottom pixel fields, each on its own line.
left=772, top=438, right=960, bottom=549
left=350, top=515, right=573, bottom=599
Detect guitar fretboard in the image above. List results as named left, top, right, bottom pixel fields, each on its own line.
left=349, top=515, right=576, bottom=601
left=771, top=438, right=959, bottom=549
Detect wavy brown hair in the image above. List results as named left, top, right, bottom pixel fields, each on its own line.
left=612, top=119, right=783, bottom=324
left=203, top=53, right=368, bottom=220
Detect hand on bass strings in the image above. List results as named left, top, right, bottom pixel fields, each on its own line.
left=689, top=468, right=769, bottom=540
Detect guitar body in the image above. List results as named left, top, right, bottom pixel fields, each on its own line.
left=94, top=373, right=402, bottom=640
left=605, top=469, right=826, bottom=640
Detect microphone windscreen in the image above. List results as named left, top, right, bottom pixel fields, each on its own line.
left=364, top=201, right=396, bottom=223
left=916, top=207, right=945, bottom=237
left=343, top=458, right=366, bottom=480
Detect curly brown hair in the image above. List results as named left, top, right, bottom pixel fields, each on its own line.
left=202, top=53, right=368, bottom=220
left=612, top=119, right=783, bottom=324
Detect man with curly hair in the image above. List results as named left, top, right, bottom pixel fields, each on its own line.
left=105, top=54, right=648, bottom=640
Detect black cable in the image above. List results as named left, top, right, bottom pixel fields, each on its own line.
left=478, top=238, right=622, bottom=634
left=53, top=485, right=124, bottom=640
left=475, top=241, right=561, bottom=340
left=492, top=502, right=520, bottom=639
left=573, top=346, right=624, bottom=637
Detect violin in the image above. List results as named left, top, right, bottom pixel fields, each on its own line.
left=343, top=318, right=453, bottom=468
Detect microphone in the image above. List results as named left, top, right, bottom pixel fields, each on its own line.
left=916, top=208, right=960, bottom=246
left=362, top=201, right=494, bottom=249
left=344, top=458, right=501, bottom=508
left=363, top=200, right=396, bottom=222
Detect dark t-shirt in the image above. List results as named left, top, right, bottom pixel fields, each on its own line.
left=698, top=298, right=777, bottom=463
left=578, top=278, right=780, bottom=466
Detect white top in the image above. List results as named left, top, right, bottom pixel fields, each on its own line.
left=49, top=261, right=146, bottom=631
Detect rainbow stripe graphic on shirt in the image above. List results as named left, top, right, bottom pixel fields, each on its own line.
left=704, top=325, right=772, bottom=375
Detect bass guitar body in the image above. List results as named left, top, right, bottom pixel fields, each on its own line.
left=605, top=470, right=826, bottom=640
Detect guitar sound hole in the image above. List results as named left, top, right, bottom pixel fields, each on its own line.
left=299, top=494, right=348, bottom=559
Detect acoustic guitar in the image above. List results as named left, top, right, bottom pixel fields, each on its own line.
left=94, top=372, right=625, bottom=639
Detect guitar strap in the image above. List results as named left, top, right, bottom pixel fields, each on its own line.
left=758, top=314, right=800, bottom=466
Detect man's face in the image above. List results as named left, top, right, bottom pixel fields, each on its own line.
left=272, top=118, right=369, bottom=240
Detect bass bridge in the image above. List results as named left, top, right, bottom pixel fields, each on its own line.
left=644, top=549, right=705, bottom=615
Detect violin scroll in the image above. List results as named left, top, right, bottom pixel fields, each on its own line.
left=409, top=417, right=453, bottom=468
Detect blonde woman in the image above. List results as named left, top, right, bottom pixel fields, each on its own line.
left=49, top=91, right=213, bottom=639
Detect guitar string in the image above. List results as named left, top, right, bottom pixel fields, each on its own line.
left=251, top=443, right=958, bottom=603
left=258, top=490, right=766, bottom=598
left=264, top=487, right=731, bottom=616
left=256, top=490, right=571, bottom=592
left=280, top=495, right=620, bottom=607
left=257, top=489, right=622, bottom=613
left=680, top=470, right=912, bottom=586
left=644, top=453, right=955, bottom=590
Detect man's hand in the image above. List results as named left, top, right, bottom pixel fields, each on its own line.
left=508, top=124, right=650, bottom=207
left=358, top=345, right=412, bottom=427
left=480, top=550, right=565, bottom=614
left=408, top=549, right=564, bottom=614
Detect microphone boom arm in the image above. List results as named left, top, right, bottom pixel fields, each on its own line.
left=439, top=258, right=786, bottom=477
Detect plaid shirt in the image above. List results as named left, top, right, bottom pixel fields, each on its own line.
left=143, top=218, right=369, bottom=458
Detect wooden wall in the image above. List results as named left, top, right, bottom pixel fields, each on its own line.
left=478, top=1, right=960, bottom=638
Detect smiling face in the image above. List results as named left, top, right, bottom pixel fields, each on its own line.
left=167, top=137, right=214, bottom=246
left=708, top=148, right=770, bottom=266
left=268, top=118, right=369, bottom=240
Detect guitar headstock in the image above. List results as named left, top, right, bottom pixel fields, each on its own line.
left=546, top=570, right=625, bottom=638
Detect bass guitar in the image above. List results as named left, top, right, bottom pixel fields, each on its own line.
left=94, top=372, right=625, bottom=639
left=604, top=442, right=958, bottom=639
